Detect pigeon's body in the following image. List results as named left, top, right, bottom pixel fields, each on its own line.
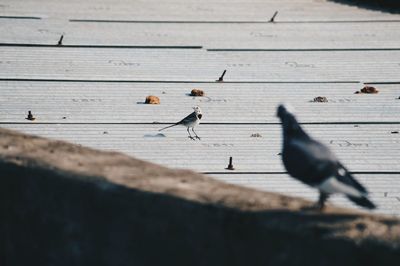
left=159, top=106, right=202, bottom=140
left=277, top=104, right=375, bottom=209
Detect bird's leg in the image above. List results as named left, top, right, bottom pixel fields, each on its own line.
left=316, top=192, right=329, bottom=210
left=187, top=128, right=195, bottom=140
left=192, top=128, right=201, bottom=140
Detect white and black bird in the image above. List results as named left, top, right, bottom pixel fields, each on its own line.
left=277, top=104, right=376, bottom=210
left=159, top=106, right=202, bottom=140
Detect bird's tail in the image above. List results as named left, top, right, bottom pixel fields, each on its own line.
left=347, top=195, right=376, bottom=209
left=158, top=123, right=178, bottom=131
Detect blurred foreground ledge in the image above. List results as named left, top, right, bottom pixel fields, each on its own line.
left=1, top=128, right=399, bottom=266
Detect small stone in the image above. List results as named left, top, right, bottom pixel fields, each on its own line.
left=312, top=96, right=328, bottom=102
left=145, top=95, right=160, bottom=104
left=190, top=89, right=205, bottom=97
left=359, top=86, right=379, bottom=94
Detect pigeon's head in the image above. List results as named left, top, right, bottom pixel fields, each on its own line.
left=193, top=106, right=202, bottom=114
left=277, top=104, right=295, bottom=120
left=277, top=104, right=304, bottom=137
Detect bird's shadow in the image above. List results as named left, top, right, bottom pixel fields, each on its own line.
left=143, top=133, right=166, bottom=138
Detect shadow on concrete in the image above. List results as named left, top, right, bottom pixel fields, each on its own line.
left=2, top=160, right=400, bottom=266
left=328, top=0, right=400, bottom=14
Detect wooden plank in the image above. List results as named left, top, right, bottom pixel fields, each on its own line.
left=0, top=124, right=398, bottom=172
left=1, top=0, right=399, bottom=222
left=1, top=0, right=399, bottom=21
left=0, top=81, right=399, bottom=123
left=1, top=47, right=400, bottom=82
left=211, top=173, right=400, bottom=216
left=2, top=20, right=400, bottom=49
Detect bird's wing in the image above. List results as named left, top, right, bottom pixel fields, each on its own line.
left=159, top=112, right=198, bottom=131
left=334, top=163, right=368, bottom=194
left=284, top=138, right=339, bottom=184
left=287, top=139, right=368, bottom=195
left=178, top=111, right=197, bottom=125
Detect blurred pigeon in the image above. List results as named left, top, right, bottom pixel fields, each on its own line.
left=159, top=106, right=202, bottom=140
left=277, top=104, right=376, bottom=210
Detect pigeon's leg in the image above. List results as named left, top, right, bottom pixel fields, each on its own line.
left=187, top=127, right=195, bottom=140
left=316, top=192, right=329, bottom=210
left=192, top=128, right=201, bottom=140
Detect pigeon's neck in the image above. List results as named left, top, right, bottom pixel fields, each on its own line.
left=281, top=113, right=309, bottom=141
left=283, top=124, right=310, bottom=143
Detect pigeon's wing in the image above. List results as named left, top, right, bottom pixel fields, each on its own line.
left=334, top=163, right=368, bottom=194
left=319, top=162, right=375, bottom=208
left=178, top=111, right=197, bottom=125
left=286, top=139, right=368, bottom=195
left=283, top=138, right=339, bottom=184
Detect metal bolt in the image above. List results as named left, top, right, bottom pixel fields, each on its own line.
left=269, top=11, right=278, bottom=23
left=217, top=70, right=226, bottom=82
left=226, top=156, right=235, bottom=170
left=58, top=35, right=64, bottom=46
left=26, top=111, right=36, bottom=121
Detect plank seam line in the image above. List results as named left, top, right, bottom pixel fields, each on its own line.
left=0, top=16, right=41, bottom=20
left=69, top=19, right=400, bottom=24
left=208, top=48, right=400, bottom=52
left=1, top=122, right=399, bottom=125
left=0, top=78, right=361, bottom=84
left=203, top=172, right=400, bottom=175
left=366, top=82, right=400, bottom=85
left=0, top=43, right=203, bottom=49
left=69, top=20, right=275, bottom=24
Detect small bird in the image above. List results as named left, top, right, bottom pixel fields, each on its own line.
left=159, top=106, right=202, bottom=140
left=277, top=104, right=376, bottom=210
